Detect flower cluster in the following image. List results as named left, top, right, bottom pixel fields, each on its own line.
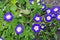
left=32, top=23, right=46, bottom=33
left=32, top=4, right=60, bottom=33
left=32, top=14, right=46, bottom=33
left=46, top=6, right=60, bottom=21
left=2, top=1, right=60, bottom=40
left=3, top=4, right=60, bottom=34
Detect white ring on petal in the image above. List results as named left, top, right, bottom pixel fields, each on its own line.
left=46, top=9, right=51, bottom=13
left=57, top=15, right=60, bottom=19
left=16, top=27, right=22, bottom=32
left=6, top=15, right=11, bottom=19
left=35, top=17, right=40, bottom=21
left=47, top=16, right=51, bottom=20
left=54, top=8, right=58, bottom=12
left=41, top=25, right=45, bottom=28
left=42, top=6, right=45, bottom=9
left=34, top=26, right=39, bottom=31
left=0, top=38, right=3, bottom=40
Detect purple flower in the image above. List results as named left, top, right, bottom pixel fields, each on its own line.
left=45, top=14, right=52, bottom=22
left=46, top=8, right=52, bottom=14
left=32, top=24, right=41, bottom=33
left=29, top=0, right=41, bottom=5
left=55, top=14, right=60, bottom=20
left=15, top=24, right=24, bottom=34
left=33, top=14, right=42, bottom=22
left=29, top=0, right=34, bottom=5
left=51, top=13, right=55, bottom=18
left=41, top=24, right=46, bottom=30
left=4, top=12, right=14, bottom=22
left=52, top=6, right=60, bottom=13
left=51, top=23, right=55, bottom=26
left=0, top=37, right=4, bottom=40
left=41, top=4, right=46, bottom=10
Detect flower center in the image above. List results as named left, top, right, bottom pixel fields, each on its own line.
left=58, top=15, right=60, bottom=19
left=54, top=8, right=58, bottom=12
left=17, top=27, right=22, bottom=32
left=47, top=16, right=51, bottom=20
left=42, top=6, right=45, bottom=9
left=6, top=15, right=11, bottom=19
left=35, top=17, right=40, bottom=21
left=47, top=9, right=51, bottom=13
left=41, top=26, right=44, bottom=28
left=34, top=26, right=39, bottom=31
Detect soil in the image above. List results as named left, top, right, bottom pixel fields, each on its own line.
left=56, top=30, right=60, bottom=40
left=44, top=0, right=60, bottom=6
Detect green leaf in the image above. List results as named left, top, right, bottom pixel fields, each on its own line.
left=54, top=34, right=58, bottom=40
left=18, top=0, right=25, bottom=4
left=50, top=27, right=57, bottom=33
left=6, top=4, right=10, bottom=12
left=25, top=0, right=31, bottom=9
left=20, top=9, right=30, bottom=14
left=0, top=10, right=4, bottom=18
left=10, top=4, right=17, bottom=12
left=11, top=0, right=16, bottom=4
left=43, top=35, right=47, bottom=40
